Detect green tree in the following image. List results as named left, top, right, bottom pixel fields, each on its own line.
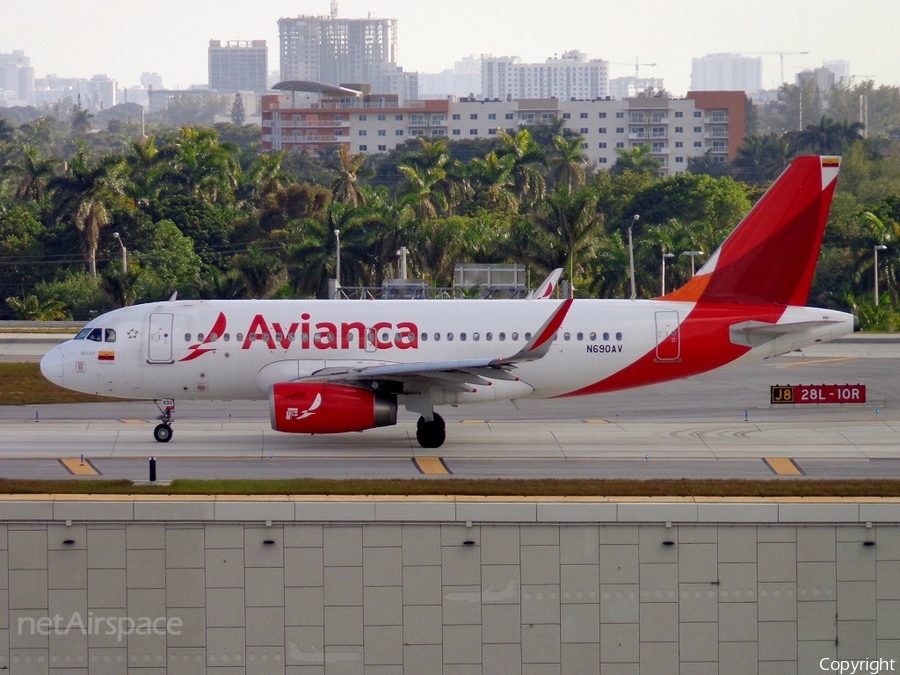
left=1, top=144, right=58, bottom=202
left=610, top=145, right=662, bottom=177
left=49, top=145, right=130, bottom=278
left=549, top=134, right=589, bottom=191
left=731, top=133, right=792, bottom=184
left=330, top=145, right=370, bottom=208
left=792, top=116, right=864, bottom=155
left=5, top=294, right=68, bottom=320
left=230, top=94, right=246, bottom=126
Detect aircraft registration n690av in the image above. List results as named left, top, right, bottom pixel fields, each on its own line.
left=41, top=156, right=855, bottom=448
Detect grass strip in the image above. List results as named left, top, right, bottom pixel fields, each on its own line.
left=2, top=478, right=900, bottom=497
left=0, top=363, right=111, bottom=405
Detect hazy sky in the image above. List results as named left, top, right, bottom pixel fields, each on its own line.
left=3, top=0, right=898, bottom=96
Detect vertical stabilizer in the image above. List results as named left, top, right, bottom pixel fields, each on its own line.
left=665, top=156, right=840, bottom=306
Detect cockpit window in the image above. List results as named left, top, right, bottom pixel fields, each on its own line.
left=75, top=328, right=92, bottom=340
left=105, top=329, right=116, bottom=343
left=86, top=328, right=103, bottom=342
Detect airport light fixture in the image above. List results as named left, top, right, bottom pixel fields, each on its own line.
left=334, top=229, right=341, bottom=298
left=681, top=250, right=703, bottom=276
left=112, top=232, right=128, bottom=273
left=661, top=252, right=675, bottom=295
left=628, top=214, right=639, bottom=300
left=874, top=244, right=888, bottom=306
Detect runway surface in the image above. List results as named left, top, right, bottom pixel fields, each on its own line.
left=1, top=334, right=898, bottom=481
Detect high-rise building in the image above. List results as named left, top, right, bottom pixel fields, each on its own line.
left=0, top=50, right=34, bottom=105
left=610, top=77, right=665, bottom=100
left=482, top=52, right=609, bottom=101
left=278, top=15, right=401, bottom=96
left=691, top=54, right=762, bottom=96
left=209, top=40, right=268, bottom=94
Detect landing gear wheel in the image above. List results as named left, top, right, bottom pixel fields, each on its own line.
left=153, top=399, right=175, bottom=443
left=153, top=423, right=173, bottom=443
left=416, top=413, right=446, bottom=449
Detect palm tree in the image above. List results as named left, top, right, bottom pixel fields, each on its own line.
left=549, top=134, right=590, bottom=191
left=1, top=144, right=58, bottom=202
left=732, top=133, right=793, bottom=184
left=330, top=145, right=370, bottom=208
left=49, top=145, right=129, bottom=278
left=156, top=126, right=239, bottom=205
left=495, top=129, right=546, bottom=208
left=533, top=186, right=604, bottom=290
left=610, top=145, right=662, bottom=177
left=792, top=116, right=864, bottom=155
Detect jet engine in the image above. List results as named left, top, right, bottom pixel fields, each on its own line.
left=270, top=382, right=397, bottom=434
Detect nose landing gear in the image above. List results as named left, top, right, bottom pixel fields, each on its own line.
left=153, top=399, right=175, bottom=443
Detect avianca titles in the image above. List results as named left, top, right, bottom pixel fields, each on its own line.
left=41, top=156, right=856, bottom=448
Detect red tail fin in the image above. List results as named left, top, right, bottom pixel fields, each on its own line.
left=665, top=156, right=840, bottom=306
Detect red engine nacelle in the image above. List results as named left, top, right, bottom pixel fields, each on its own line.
left=270, top=382, right=397, bottom=434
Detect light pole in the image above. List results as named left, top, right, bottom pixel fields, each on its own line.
left=397, top=246, right=408, bottom=280
left=628, top=214, right=638, bottom=300
left=334, top=229, right=341, bottom=299
left=681, top=250, right=703, bottom=276
left=874, top=244, right=887, bottom=306
left=112, top=232, right=128, bottom=273
left=661, top=251, right=675, bottom=296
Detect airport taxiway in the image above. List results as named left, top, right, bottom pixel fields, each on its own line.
left=0, top=334, right=897, bottom=481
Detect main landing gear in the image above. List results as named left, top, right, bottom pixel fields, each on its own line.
left=153, top=399, right=175, bottom=443
left=416, top=412, right=446, bottom=449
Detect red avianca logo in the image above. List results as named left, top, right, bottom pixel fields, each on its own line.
left=180, top=312, right=419, bottom=362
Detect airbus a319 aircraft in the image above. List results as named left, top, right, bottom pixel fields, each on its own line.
left=41, top=156, right=855, bottom=448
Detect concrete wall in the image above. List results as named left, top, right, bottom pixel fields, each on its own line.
left=0, top=496, right=898, bottom=674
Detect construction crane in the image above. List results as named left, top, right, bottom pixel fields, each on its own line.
left=743, top=51, right=809, bottom=85
left=611, top=58, right=658, bottom=79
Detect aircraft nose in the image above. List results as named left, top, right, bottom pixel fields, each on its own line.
left=40, top=345, right=64, bottom=385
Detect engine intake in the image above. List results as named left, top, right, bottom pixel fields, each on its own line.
left=270, top=382, right=397, bottom=434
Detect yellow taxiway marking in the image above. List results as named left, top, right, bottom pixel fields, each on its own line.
left=461, top=420, right=487, bottom=424
left=414, top=457, right=451, bottom=475
left=764, top=457, right=804, bottom=476
left=119, top=419, right=148, bottom=424
left=59, top=458, right=101, bottom=476
left=583, top=419, right=609, bottom=424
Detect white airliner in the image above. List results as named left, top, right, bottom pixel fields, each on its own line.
left=41, top=156, right=855, bottom=448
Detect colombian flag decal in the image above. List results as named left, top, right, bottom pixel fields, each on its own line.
left=98, top=351, right=115, bottom=362
left=822, top=157, right=840, bottom=167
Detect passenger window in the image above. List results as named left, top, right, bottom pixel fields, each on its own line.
left=287, top=333, right=295, bottom=342
left=275, top=333, right=283, bottom=342
left=603, top=332, right=610, bottom=341
left=498, top=332, right=505, bottom=341
left=236, top=333, right=243, bottom=342
left=473, top=333, right=480, bottom=341
left=524, top=332, right=532, bottom=341
left=209, top=332, right=218, bottom=341
left=511, top=332, right=519, bottom=341
left=485, top=332, right=492, bottom=341
left=223, top=333, right=231, bottom=342
left=576, top=332, right=583, bottom=341
left=87, top=328, right=103, bottom=342
left=421, top=333, right=428, bottom=342
left=616, top=332, right=623, bottom=341
left=590, top=332, right=596, bottom=341
left=184, top=333, right=191, bottom=342
left=460, top=333, right=467, bottom=341
left=104, top=329, right=116, bottom=343
left=447, top=333, right=454, bottom=341
left=434, top=333, right=440, bottom=341
left=563, top=332, right=571, bottom=341
left=198, top=333, right=205, bottom=342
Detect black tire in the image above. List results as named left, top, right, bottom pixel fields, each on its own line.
left=153, top=423, right=173, bottom=443
left=416, top=413, right=446, bottom=449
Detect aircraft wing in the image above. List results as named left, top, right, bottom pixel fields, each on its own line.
left=301, top=297, right=573, bottom=389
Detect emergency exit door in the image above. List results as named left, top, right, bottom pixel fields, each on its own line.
left=655, top=311, right=681, bottom=362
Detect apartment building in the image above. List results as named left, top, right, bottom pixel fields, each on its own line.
left=261, top=89, right=745, bottom=175
left=208, top=40, right=268, bottom=94
left=481, top=51, right=610, bottom=101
